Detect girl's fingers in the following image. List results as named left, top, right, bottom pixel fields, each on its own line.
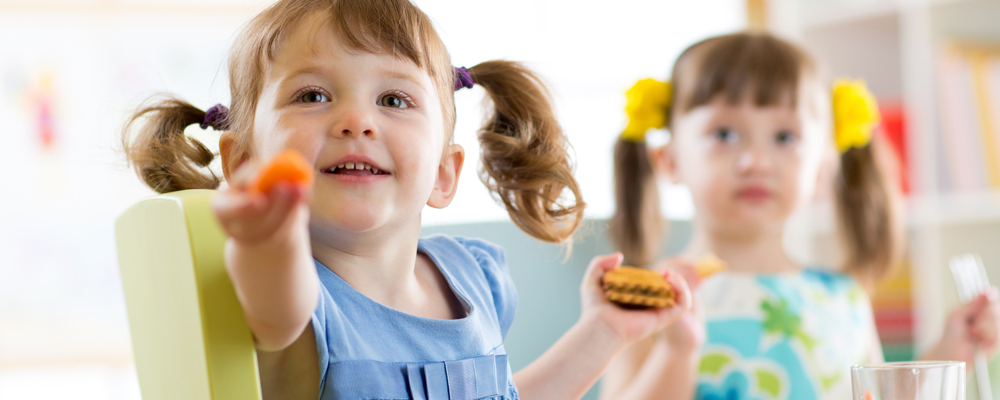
left=228, top=161, right=260, bottom=190
left=584, top=253, right=623, bottom=284
left=256, top=183, right=304, bottom=233
left=972, top=288, right=1000, bottom=345
left=212, top=189, right=266, bottom=221
left=580, top=253, right=623, bottom=302
left=663, top=269, right=693, bottom=313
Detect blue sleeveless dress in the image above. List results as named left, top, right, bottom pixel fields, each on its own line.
left=311, top=235, right=518, bottom=400
left=694, top=269, right=878, bottom=400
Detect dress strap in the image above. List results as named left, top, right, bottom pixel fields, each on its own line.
left=325, top=351, right=511, bottom=400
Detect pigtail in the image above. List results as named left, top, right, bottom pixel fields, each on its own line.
left=610, top=138, right=664, bottom=267
left=466, top=61, right=585, bottom=244
left=121, top=96, right=222, bottom=193
left=830, top=79, right=903, bottom=285
left=834, top=141, right=902, bottom=285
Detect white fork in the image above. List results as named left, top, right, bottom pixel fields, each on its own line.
left=950, top=253, right=994, bottom=400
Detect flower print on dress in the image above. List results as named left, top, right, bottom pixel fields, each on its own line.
left=697, top=369, right=770, bottom=400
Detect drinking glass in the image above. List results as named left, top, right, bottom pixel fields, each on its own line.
left=852, top=361, right=965, bottom=400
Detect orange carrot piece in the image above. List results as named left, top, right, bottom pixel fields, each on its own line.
left=251, top=150, right=314, bottom=193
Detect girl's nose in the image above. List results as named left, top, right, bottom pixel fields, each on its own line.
left=333, top=106, right=376, bottom=139
left=736, top=147, right=773, bottom=175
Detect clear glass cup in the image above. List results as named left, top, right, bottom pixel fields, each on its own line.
left=851, top=361, right=965, bottom=400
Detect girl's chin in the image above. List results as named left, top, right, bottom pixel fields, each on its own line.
left=716, top=208, right=789, bottom=231
left=308, top=208, right=391, bottom=234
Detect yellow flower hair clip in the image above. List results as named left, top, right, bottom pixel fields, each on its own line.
left=622, top=78, right=671, bottom=142
left=832, top=79, right=880, bottom=154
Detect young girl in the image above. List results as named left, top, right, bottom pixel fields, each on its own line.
left=121, top=0, right=692, bottom=398
left=601, top=32, right=1000, bottom=400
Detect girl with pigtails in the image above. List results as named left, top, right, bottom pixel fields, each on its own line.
left=600, top=32, right=1000, bottom=400
left=121, top=0, right=692, bottom=398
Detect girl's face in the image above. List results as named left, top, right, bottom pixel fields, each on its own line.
left=231, top=15, right=461, bottom=234
left=659, top=90, right=826, bottom=234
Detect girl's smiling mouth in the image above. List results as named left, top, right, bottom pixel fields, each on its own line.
left=321, top=156, right=391, bottom=181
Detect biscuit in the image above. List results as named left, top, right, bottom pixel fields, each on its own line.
left=603, top=266, right=675, bottom=308
left=694, top=253, right=727, bottom=279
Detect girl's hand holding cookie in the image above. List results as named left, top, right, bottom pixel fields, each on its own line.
left=212, top=150, right=314, bottom=245
left=580, top=253, right=692, bottom=349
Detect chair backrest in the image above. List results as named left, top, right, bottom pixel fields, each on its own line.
left=115, top=189, right=261, bottom=400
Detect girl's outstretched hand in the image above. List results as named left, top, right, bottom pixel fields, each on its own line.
left=211, top=161, right=311, bottom=245
left=926, top=287, right=1000, bottom=364
left=580, top=253, right=693, bottom=348
left=209, top=155, right=318, bottom=352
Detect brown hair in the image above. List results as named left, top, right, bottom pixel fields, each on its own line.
left=121, top=0, right=584, bottom=243
left=611, top=32, right=901, bottom=281
left=835, top=141, right=901, bottom=284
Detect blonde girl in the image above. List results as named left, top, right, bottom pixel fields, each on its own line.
left=122, top=0, right=692, bottom=398
left=601, top=32, right=1000, bottom=400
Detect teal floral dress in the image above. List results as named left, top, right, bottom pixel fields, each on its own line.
left=695, top=269, right=877, bottom=400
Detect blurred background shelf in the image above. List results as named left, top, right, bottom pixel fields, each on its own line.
left=773, top=0, right=1000, bottom=398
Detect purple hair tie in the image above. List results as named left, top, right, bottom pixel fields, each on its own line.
left=201, top=104, right=229, bottom=130
left=454, top=67, right=474, bottom=91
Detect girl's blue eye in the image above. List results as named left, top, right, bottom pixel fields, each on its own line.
left=776, top=130, right=797, bottom=144
left=713, top=128, right=738, bottom=143
left=378, top=93, right=409, bottom=109
left=300, top=91, right=329, bottom=103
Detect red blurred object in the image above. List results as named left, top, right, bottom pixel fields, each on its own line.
left=880, top=101, right=909, bottom=194
left=38, top=96, right=55, bottom=148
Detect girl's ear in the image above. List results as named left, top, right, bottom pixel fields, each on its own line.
left=650, top=142, right=681, bottom=184
left=427, top=144, right=465, bottom=209
left=219, top=131, right=249, bottom=182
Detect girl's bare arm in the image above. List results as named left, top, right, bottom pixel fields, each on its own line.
left=513, top=254, right=692, bottom=400
left=213, top=178, right=319, bottom=352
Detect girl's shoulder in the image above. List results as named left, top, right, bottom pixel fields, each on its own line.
left=418, top=234, right=517, bottom=338
left=418, top=234, right=507, bottom=272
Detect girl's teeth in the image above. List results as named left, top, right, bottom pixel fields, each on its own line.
left=328, top=161, right=383, bottom=174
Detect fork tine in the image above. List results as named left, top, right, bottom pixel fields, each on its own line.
left=950, top=257, right=964, bottom=302
left=965, top=254, right=985, bottom=296
left=951, top=256, right=973, bottom=303
left=973, top=254, right=991, bottom=291
left=965, top=256, right=982, bottom=297
left=962, top=256, right=978, bottom=299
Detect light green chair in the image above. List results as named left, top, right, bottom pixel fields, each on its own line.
left=115, top=189, right=261, bottom=400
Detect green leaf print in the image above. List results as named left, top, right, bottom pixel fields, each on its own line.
left=761, top=298, right=800, bottom=337
left=761, top=298, right=818, bottom=351
left=820, top=371, right=842, bottom=391
left=755, top=370, right=782, bottom=398
left=699, top=353, right=734, bottom=375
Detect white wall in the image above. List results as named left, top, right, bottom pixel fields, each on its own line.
left=419, top=0, right=745, bottom=225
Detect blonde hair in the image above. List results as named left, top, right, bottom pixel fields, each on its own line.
left=611, top=32, right=902, bottom=282
left=122, top=0, right=584, bottom=243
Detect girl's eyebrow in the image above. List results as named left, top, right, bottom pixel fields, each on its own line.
left=375, top=67, right=426, bottom=88
left=278, top=65, right=327, bottom=84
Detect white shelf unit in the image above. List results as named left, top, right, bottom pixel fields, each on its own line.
left=772, top=0, right=1000, bottom=397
